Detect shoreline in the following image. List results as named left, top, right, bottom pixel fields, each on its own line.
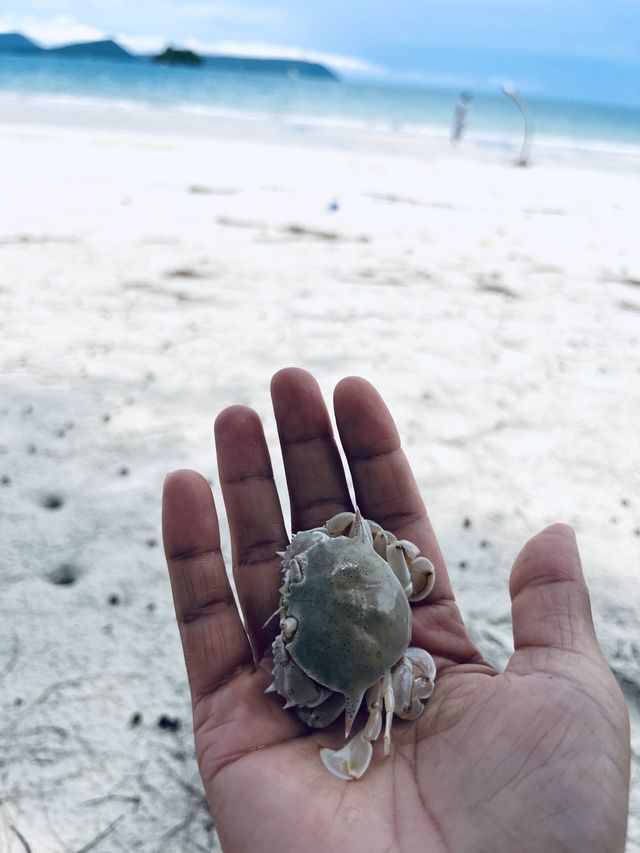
left=2, top=92, right=640, bottom=176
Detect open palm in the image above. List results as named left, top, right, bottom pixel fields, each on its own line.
left=163, top=368, right=630, bottom=853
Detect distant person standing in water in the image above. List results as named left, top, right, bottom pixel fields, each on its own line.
left=451, top=90, right=472, bottom=144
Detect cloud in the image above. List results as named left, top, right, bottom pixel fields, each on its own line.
left=197, top=41, right=384, bottom=75
left=171, top=3, right=283, bottom=25
left=0, top=14, right=105, bottom=46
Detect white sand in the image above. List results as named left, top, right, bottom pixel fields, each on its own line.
left=0, top=103, right=639, bottom=852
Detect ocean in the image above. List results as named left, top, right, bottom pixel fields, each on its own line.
left=1, top=53, right=639, bottom=155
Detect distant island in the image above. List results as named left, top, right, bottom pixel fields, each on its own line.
left=0, top=32, right=339, bottom=80
left=153, top=47, right=203, bottom=67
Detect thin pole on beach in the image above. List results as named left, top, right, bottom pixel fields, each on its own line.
left=502, top=84, right=533, bottom=167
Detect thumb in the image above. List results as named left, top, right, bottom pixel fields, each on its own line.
left=508, top=523, right=602, bottom=663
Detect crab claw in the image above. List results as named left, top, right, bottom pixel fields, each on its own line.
left=319, top=731, right=373, bottom=781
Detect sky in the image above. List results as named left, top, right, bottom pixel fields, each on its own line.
left=1, top=1, right=639, bottom=105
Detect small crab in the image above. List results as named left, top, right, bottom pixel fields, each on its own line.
left=265, top=509, right=436, bottom=780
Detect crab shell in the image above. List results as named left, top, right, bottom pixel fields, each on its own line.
left=267, top=510, right=436, bottom=780
left=284, top=534, right=411, bottom=724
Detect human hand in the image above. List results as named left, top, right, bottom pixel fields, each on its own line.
left=162, top=368, right=630, bottom=853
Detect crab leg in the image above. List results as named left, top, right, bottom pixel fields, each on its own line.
left=268, top=635, right=333, bottom=708
left=392, top=656, right=414, bottom=714
left=393, top=649, right=433, bottom=720
left=319, top=730, right=373, bottom=781
left=324, top=511, right=356, bottom=537
left=406, top=646, right=436, bottom=698
left=297, top=692, right=345, bottom=728
left=318, top=681, right=383, bottom=781
left=385, top=542, right=413, bottom=596
left=382, top=669, right=396, bottom=756
left=363, top=682, right=383, bottom=741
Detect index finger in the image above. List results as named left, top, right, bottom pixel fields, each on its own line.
left=163, top=470, right=253, bottom=702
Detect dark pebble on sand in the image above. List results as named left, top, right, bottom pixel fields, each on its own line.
left=634, top=528, right=640, bottom=537
left=479, top=539, right=489, bottom=548
left=102, top=414, right=111, bottom=423
left=56, top=428, right=66, bottom=438
left=119, top=466, right=130, bottom=477
left=146, top=602, right=156, bottom=612
left=1, top=475, right=10, bottom=486
left=145, top=537, right=158, bottom=548
left=621, top=498, right=630, bottom=506
left=130, top=712, right=142, bottom=728
left=462, top=517, right=472, bottom=528
left=157, top=715, right=181, bottom=732
left=108, top=594, right=121, bottom=606
left=459, top=560, right=468, bottom=569
left=14, top=697, right=23, bottom=706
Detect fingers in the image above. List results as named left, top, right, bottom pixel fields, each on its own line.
left=333, top=377, right=454, bottom=604
left=163, top=470, right=252, bottom=701
left=271, top=368, right=353, bottom=532
left=215, top=371, right=481, bottom=673
left=508, top=523, right=601, bottom=665
left=215, top=406, right=289, bottom=662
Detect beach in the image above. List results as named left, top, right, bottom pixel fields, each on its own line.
left=0, top=101, right=639, bottom=851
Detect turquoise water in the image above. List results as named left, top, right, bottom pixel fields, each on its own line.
left=1, top=54, right=639, bottom=150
